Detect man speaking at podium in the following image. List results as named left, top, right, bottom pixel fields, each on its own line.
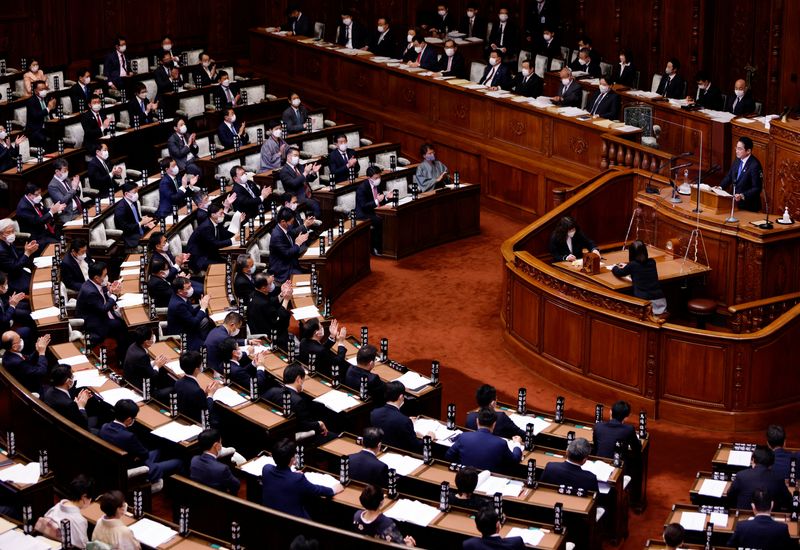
left=718, top=137, right=763, bottom=212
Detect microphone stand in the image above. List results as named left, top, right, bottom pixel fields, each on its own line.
left=724, top=180, right=738, bottom=224
left=760, top=173, right=773, bottom=229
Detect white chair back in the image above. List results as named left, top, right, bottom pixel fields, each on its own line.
left=179, top=95, right=206, bottom=118
left=518, top=51, right=532, bottom=73
left=345, top=131, right=360, bottom=149
left=314, top=22, right=326, bottom=40
left=385, top=176, right=409, bottom=198
left=183, top=49, right=203, bottom=66
left=168, top=234, right=183, bottom=257
left=64, top=121, right=85, bottom=148
left=560, top=46, right=570, bottom=60
left=216, top=158, right=241, bottom=178
left=550, top=58, right=564, bottom=71
left=245, top=124, right=265, bottom=144
left=650, top=74, right=662, bottom=94
left=14, top=105, right=27, bottom=127
left=46, top=71, right=64, bottom=91
left=17, top=138, right=31, bottom=161
left=335, top=191, right=356, bottom=214
left=130, top=56, right=149, bottom=74
left=0, top=82, right=10, bottom=101
left=240, top=84, right=266, bottom=104
left=374, top=151, right=400, bottom=170
left=141, top=79, right=157, bottom=100
left=301, top=137, right=328, bottom=157
left=310, top=113, right=324, bottom=130
left=534, top=55, right=548, bottom=78
left=244, top=153, right=260, bottom=172
left=599, top=62, right=612, bottom=79
left=469, top=62, right=486, bottom=83
left=141, top=188, right=160, bottom=210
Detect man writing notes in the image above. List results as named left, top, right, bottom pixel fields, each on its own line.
left=717, top=137, right=763, bottom=212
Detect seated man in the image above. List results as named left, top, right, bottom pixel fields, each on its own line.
left=661, top=523, right=685, bottom=550
left=553, top=68, right=583, bottom=107
left=231, top=165, right=271, bottom=219
left=283, top=5, right=313, bottom=37
left=185, top=204, right=238, bottom=272
left=234, top=254, right=256, bottom=304
left=217, top=337, right=271, bottom=394
left=451, top=467, right=489, bottom=510
left=99, top=399, right=182, bottom=491
left=281, top=93, right=309, bottom=134
left=511, top=58, right=543, bottom=98
left=217, top=108, right=250, bottom=150
left=279, top=147, right=321, bottom=218
left=727, top=488, right=792, bottom=550
left=80, top=95, right=111, bottom=155
left=0, top=219, right=38, bottom=293
left=414, top=143, right=448, bottom=192
left=463, top=505, right=525, bottom=550
left=166, top=277, right=213, bottom=351
left=435, top=39, right=466, bottom=78
left=60, top=238, right=91, bottom=294
left=147, top=257, right=174, bottom=308
left=446, top=408, right=523, bottom=472
left=689, top=71, right=724, bottom=111
left=115, top=182, right=156, bottom=251
left=15, top=183, right=62, bottom=245
left=0, top=125, right=25, bottom=172
left=726, top=79, right=756, bottom=116
left=766, top=424, right=795, bottom=480
left=727, top=447, right=791, bottom=510
left=262, top=438, right=343, bottom=519
left=213, top=71, right=242, bottom=109
left=190, top=429, right=240, bottom=494
left=328, top=134, right=361, bottom=184
left=264, top=363, right=331, bottom=442
left=75, top=261, right=128, bottom=352
left=298, top=317, right=348, bottom=377
left=355, top=166, right=390, bottom=255
left=154, top=55, right=180, bottom=99
left=268, top=207, right=309, bottom=282
left=128, top=82, right=158, bottom=125
left=41, top=365, right=94, bottom=430
left=174, top=351, right=221, bottom=422
left=48, top=159, right=83, bottom=224
left=407, top=35, right=437, bottom=70
left=155, top=156, right=195, bottom=219
left=370, top=381, right=424, bottom=453
left=87, top=143, right=124, bottom=198
left=540, top=437, right=599, bottom=493
left=593, top=400, right=642, bottom=458
left=349, top=427, right=389, bottom=487
left=587, top=77, right=621, bottom=119
left=247, top=272, right=292, bottom=348
left=369, top=17, right=396, bottom=58
left=0, top=273, right=34, bottom=344
left=655, top=58, right=687, bottom=99
left=204, top=311, right=253, bottom=372
left=569, top=47, right=601, bottom=77
left=123, top=326, right=171, bottom=397
left=344, top=344, right=386, bottom=403
left=336, top=10, right=368, bottom=49
left=167, top=118, right=201, bottom=177
left=719, top=137, right=763, bottom=212
left=259, top=120, right=288, bottom=173
left=193, top=51, right=219, bottom=86
left=477, top=51, right=510, bottom=90
left=465, top=384, right=524, bottom=439
left=0, top=332, right=49, bottom=393
left=149, top=232, right=191, bottom=281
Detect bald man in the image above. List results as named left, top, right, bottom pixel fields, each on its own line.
left=726, top=79, right=756, bottom=116
left=553, top=68, right=582, bottom=108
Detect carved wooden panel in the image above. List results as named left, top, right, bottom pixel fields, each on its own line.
left=386, top=73, right=431, bottom=116
left=434, top=88, right=486, bottom=136
left=489, top=104, right=544, bottom=151
left=510, top=280, right=541, bottom=351
left=660, top=336, right=727, bottom=407
left=551, top=119, right=605, bottom=168
left=587, top=318, right=644, bottom=391
left=542, top=299, right=585, bottom=371
left=432, top=141, right=481, bottom=186
left=337, top=63, right=383, bottom=105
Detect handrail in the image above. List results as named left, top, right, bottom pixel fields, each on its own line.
left=600, top=132, right=676, bottom=172
left=727, top=292, right=800, bottom=333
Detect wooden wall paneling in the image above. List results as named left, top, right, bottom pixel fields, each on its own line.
left=777, top=0, right=800, bottom=111
left=510, top=279, right=542, bottom=351
left=542, top=298, right=585, bottom=370
left=659, top=335, right=728, bottom=407
left=434, top=87, right=487, bottom=136
left=488, top=102, right=543, bottom=151
left=587, top=318, right=644, bottom=392
left=748, top=325, right=800, bottom=407
left=484, top=160, right=540, bottom=216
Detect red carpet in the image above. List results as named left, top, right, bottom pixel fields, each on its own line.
left=332, top=206, right=800, bottom=548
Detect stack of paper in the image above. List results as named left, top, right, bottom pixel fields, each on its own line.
left=528, top=97, right=554, bottom=109
left=31, top=281, right=52, bottom=291
left=581, top=460, right=616, bottom=482
left=397, top=196, right=414, bottom=206
left=475, top=471, right=524, bottom=497
left=727, top=450, right=752, bottom=466
left=413, top=418, right=461, bottom=444
left=293, top=287, right=312, bottom=297
left=384, top=499, right=440, bottom=527
left=626, top=90, right=661, bottom=99
left=99, top=387, right=142, bottom=406
left=63, top=219, right=88, bottom=227
left=304, top=471, right=340, bottom=488
left=0, top=462, right=40, bottom=484
left=72, top=369, right=108, bottom=388
left=506, top=527, right=546, bottom=546
left=32, top=256, right=53, bottom=268
left=116, top=293, right=145, bottom=308
left=679, top=511, right=707, bottom=531
left=30, top=307, right=60, bottom=320
left=240, top=455, right=275, bottom=476
left=151, top=421, right=203, bottom=443
left=571, top=71, right=589, bottom=78
left=709, top=511, right=728, bottom=527
left=213, top=386, right=248, bottom=407
left=58, top=354, right=92, bottom=367
left=291, top=305, right=321, bottom=320
left=0, top=528, right=54, bottom=550
left=314, top=390, right=360, bottom=413
left=508, top=413, right=552, bottom=435
left=164, top=359, right=182, bottom=376
left=698, top=478, right=727, bottom=498
left=379, top=453, right=424, bottom=476
left=129, top=518, right=178, bottom=548
left=558, top=107, right=590, bottom=118
left=395, top=371, right=431, bottom=392
left=465, top=37, right=483, bottom=43
left=584, top=78, right=600, bottom=86
left=119, top=268, right=141, bottom=277
left=302, top=247, right=321, bottom=257
left=462, top=83, right=488, bottom=90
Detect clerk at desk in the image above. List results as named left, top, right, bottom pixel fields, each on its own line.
left=718, top=137, right=763, bottom=212
left=549, top=216, right=599, bottom=262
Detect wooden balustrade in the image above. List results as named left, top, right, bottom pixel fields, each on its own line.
left=728, top=292, right=800, bottom=333
left=601, top=133, right=675, bottom=173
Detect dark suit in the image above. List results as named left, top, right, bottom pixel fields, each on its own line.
left=537, top=37, right=562, bottom=59
left=587, top=91, right=621, bottom=119
left=694, top=84, right=724, bottom=111
left=569, top=59, right=601, bottom=78
left=48, top=175, right=82, bottom=224
left=127, top=96, right=155, bottom=125
left=336, top=21, right=368, bottom=49
left=460, top=15, right=487, bottom=40
left=192, top=66, right=219, bottom=87
left=3, top=351, right=48, bottom=393
left=75, top=280, right=124, bottom=344
left=263, top=386, right=322, bottom=435
left=213, top=82, right=242, bottom=109
left=526, top=0, right=559, bottom=37
left=69, top=83, right=93, bottom=114
left=611, top=63, right=638, bottom=88
left=114, top=198, right=145, bottom=249
left=344, top=365, right=385, bottom=402
left=217, top=121, right=250, bottom=150
left=488, top=20, right=519, bottom=57
left=727, top=515, right=793, bottom=550
left=60, top=252, right=90, bottom=293
left=463, top=536, right=526, bottom=550
left=370, top=29, right=396, bottom=58
left=445, top=428, right=522, bottom=472
left=185, top=218, right=233, bottom=272
left=231, top=181, right=267, bottom=219
left=655, top=73, right=687, bottom=99
left=556, top=79, right=583, bottom=108
left=190, top=452, right=240, bottom=494
left=42, top=386, right=87, bottom=429
left=0, top=241, right=33, bottom=293
left=154, top=65, right=179, bottom=99
left=355, top=179, right=388, bottom=252
left=247, top=288, right=291, bottom=345
left=726, top=91, right=757, bottom=116
left=465, top=411, right=524, bottom=439
left=772, top=448, right=795, bottom=481
left=478, top=64, right=510, bottom=90
left=25, top=95, right=54, bottom=147
left=204, top=325, right=241, bottom=373
left=0, top=141, right=19, bottom=172
left=166, top=133, right=200, bottom=175
left=155, top=174, right=188, bottom=219
left=122, top=343, right=158, bottom=390
left=728, top=464, right=791, bottom=511
left=261, top=465, right=334, bottom=519
left=15, top=196, right=57, bottom=244
left=720, top=155, right=763, bottom=212
left=267, top=224, right=303, bottom=282
left=147, top=275, right=172, bottom=308
left=298, top=337, right=347, bottom=378
left=593, top=419, right=641, bottom=458
left=87, top=156, right=116, bottom=198
left=100, top=421, right=182, bottom=482
left=434, top=52, right=467, bottom=79
left=281, top=106, right=309, bottom=134
left=511, top=73, right=543, bottom=98
left=409, top=45, right=438, bottom=71
left=540, top=460, right=599, bottom=493
left=173, top=375, right=213, bottom=422
left=80, top=110, right=107, bottom=154
left=370, top=405, right=422, bottom=453
left=166, top=294, right=211, bottom=352
left=431, top=12, right=455, bottom=34
left=400, top=43, right=418, bottom=63
left=103, top=50, right=131, bottom=90
left=349, top=450, right=388, bottom=487
left=233, top=272, right=255, bottom=304
left=328, top=147, right=360, bottom=184
left=549, top=230, right=596, bottom=262
left=284, top=13, right=314, bottom=37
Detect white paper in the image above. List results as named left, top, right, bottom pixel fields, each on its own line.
left=209, top=311, right=228, bottom=322
left=116, top=293, right=145, bottom=308
left=699, top=479, right=726, bottom=499
left=291, top=305, right=321, bottom=321
left=304, top=471, right=340, bottom=489
left=397, top=196, right=414, bottom=206
left=581, top=460, right=615, bottom=483
left=30, top=306, right=60, bottom=320
left=626, top=90, right=661, bottom=99
left=120, top=260, right=140, bottom=267
left=679, top=511, right=707, bottom=531
left=506, top=438, right=524, bottom=454
left=119, top=268, right=140, bottom=276
left=32, top=256, right=53, bottom=268
left=292, top=286, right=312, bottom=297
left=164, top=359, right=182, bottom=376
left=384, top=499, right=440, bottom=527
left=558, top=107, right=590, bottom=118
left=227, top=211, right=242, bottom=236
left=734, top=117, right=756, bottom=124
left=413, top=418, right=461, bottom=444
left=129, top=518, right=178, bottom=548
left=240, top=455, right=275, bottom=476
left=616, top=124, right=642, bottom=133
left=72, top=369, right=108, bottom=388
left=313, top=390, right=360, bottom=413
left=476, top=473, right=523, bottom=498
left=506, top=527, right=546, bottom=546
left=58, top=354, right=92, bottom=367
left=63, top=219, right=87, bottom=227
left=213, top=385, right=248, bottom=407
left=727, top=449, right=752, bottom=466
left=302, top=247, right=321, bottom=257
left=151, top=421, right=203, bottom=443
left=31, top=282, right=52, bottom=290
left=0, top=462, right=40, bottom=485
left=379, top=453, right=424, bottom=476
left=99, top=387, right=142, bottom=406
left=394, top=371, right=431, bottom=392
left=0, top=528, right=54, bottom=550
left=709, top=512, right=728, bottom=527
left=508, top=413, right=552, bottom=436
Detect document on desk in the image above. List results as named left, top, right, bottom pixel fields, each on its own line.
left=129, top=518, right=178, bottom=548
left=72, top=369, right=107, bottom=388
left=384, top=499, right=440, bottom=527
left=0, top=528, right=54, bottom=550
left=63, top=219, right=88, bottom=227
left=164, top=359, right=182, bottom=376
left=626, top=90, right=662, bottom=99
left=397, top=196, right=414, bottom=206
left=291, top=305, right=321, bottom=321
left=0, top=462, right=40, bottom=485
left=581, top=460, right=615, bottom=483
left=240, top=455, right=275, bottom=477
left=302, top=247, right=321, bottom=257
left=58, top=354, right=92, bottom=367
left=475, top=471, right=524, bottom=497
left=31, top=282, right=52, bottom=290
left=30, top=306, right=60, bottom=320
left=213, top=386, right=248, bottom=408
left=615, top=124, right=642, bottom=133
left=413, top=418, right=461, bottom=444
left=304, top=471, right=340, bottom=489
left=379, top=453, right=424, bottom=476
left=710, top=187, right=732, bottom=197
left=558, top=107, right=591, bottom=118
left=727, top=449, right=752, bottom=466
left=698, top=478, right=727, bottom=498
left=292, top=286, right=312, bottom=297
left=461, top=83, right=488, bottom=90
left=119, top=268, right=141, bottom=277
left=209, top=311, right=229, bottom=323
left=151, top=421, right=203, bottom=443
left=313, top=389, right=360, bottom=413
left=99, top=387, right=143, bottom=406
left=506, top=527, right=546, bottom=546
left=32, top=256, right=53, bottom=268
left=394, top=371, right=431, bottom=392
left=116, top=293, right=144, bottom=307
left=679, top=511, right=707, bottom=531
left=120, top=260, right=140, bottom=268
left=709, top=512, right=728, bottom=528
left=508, top=413, right=552, bottom=435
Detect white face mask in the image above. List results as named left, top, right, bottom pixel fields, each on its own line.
left=370, top=178, right=381, bottom=187
left=100, top=150, right=109, bottom=160
left=521, top=68, right=530, bottom=77
left=291, top=98, right=301, bottom=107
left=127, top=192, right=139, bottom=202
left=438, top=10, right=446, bottom=16
left=82, top=77, right=91, bottom=85
left=239, top=173, right=248, bottom=183
left=221, top=79, right=230, bottom=87
left=407, top=34, right=414, bottom=43
left=169, top=166, right=180, bottom=176
left=445, top=48, right=455, bottom=57
left=162, top=43, right=172, bottom=52
left=734, top=89, right=745, bottom=98
left=498, top=14, right=508, bottom=22
left=488, top=57, right=498, bottom=66
left=567, top=230, right=576, bottom=238
left=0, top=131, right=6, bottom=140
left=337, top=143, right=347, bottom=152
left=343, top=18, right=352, bottom=26
left=91, top=103, right=102, bottom=112
left=58, top=171, right=69, bottom=181
left=272, top=129, right=282, bottom=138
left=118, top=45, right=127, bottom=53
left=467, top=10, right=475, bottom=17
left=619, top=57, right=626, bottom=64
left=664, top=66, right=672, bottom=75
left=599, top=85, right=610, bottom=94
left=414, top=46, right=422, bottom=54
left=38, top=89, right=48, bottom=98
left=178, top=125, right=187, bottom=135
left=101, top=275, right=109, bottom=286
left=76, top=253, right=87, bottom=262
left=228, top=114, right=236, bottom=124
left=543, top=33, right=552, bottom=41
left=31, top=195, right=42, bottom=204
left=561, top=78, right=571, bottom=86
left=202, top=61, right=210, bottom=68
left=289, top=156, right=300, bottom=166
left=16, top=339, right=24, bottom=352
left=138, top=93, right=147, bottom=100
left=185, top=286, right=194, bottom=297
left=5, top=234, right=16, bottom=244
left=30, top=65, right=39, bottom=73
left=288, top=201, right=298, bottom=211
left=377, top=26, right=385, bottom=33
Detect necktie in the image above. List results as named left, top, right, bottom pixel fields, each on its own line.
left=372, top=184, right=379, bottom=202
left=378, top=33, right=384, bottom=44
left=591, top=93, right=605, bottom=115
left=500, top=23, right=505, bottom=45
left=737, top=160, right=744, bottom=180
left=225, top=86, right=234, bottom=103
left=131, top=201, right=142, bottom=234
left=446, top=56, right=453, bottom=72
left=469, top=19, right=473, bottom=37
left=663, top=77, right=670, bottom=97
left=120, top=53, right=127, bottom=77
left=214, top=223, right=220, bottom=241
left=245, top=183, right=255, bottom=197
left=102, top=287, right=115, bottom=319
left=416, top=48, right=423, bottom=63
left=141, top=99, right=147, bottom=114
left=733, top=97, right=740, bottom=112
left=35, top=202, right=55, bottom=234
left=485, top=67, right=496, bottom=85
left=96, top=113, right=102, bottom=128
left=562, top=84, right=568, bottom=95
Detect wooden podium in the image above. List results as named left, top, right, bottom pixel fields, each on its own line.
left=691, top=186, right=733, bottom=214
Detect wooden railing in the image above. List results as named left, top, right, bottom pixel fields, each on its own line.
left=600, top=133, right=675, bottom=172
left=728, top=292, right=800, bottom=333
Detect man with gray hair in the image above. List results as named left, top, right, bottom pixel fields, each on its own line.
left=0, top=218, right=39, bottom=293
left=539, top=437, right=599, bottom=493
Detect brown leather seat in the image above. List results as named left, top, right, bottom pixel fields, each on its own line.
left=687, top=298, right=716, bottom=329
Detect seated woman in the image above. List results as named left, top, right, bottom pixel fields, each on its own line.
left=451, top=467, right=489, bottom=509
left=353, top=484, right=416, bottom=546
left=91, top=490, right=140, bottom=550
left=413, top=143, right=448, bottom=192
left=549, top=216, right=600, bottom=262
left=611, top=240, right=667, bottom=315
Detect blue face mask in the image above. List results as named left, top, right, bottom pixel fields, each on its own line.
left=425, top=153, right=435, bottom=162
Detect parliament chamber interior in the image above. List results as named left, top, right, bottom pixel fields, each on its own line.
left=0, top=0, right=799, bottom=548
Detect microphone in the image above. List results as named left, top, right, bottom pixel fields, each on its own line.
left=672, top=151, right=693, bottom=160
left=670, top=162, right=692, bottom=172
left=645, top=160, right=673, bottom=194
left=760, top=171, right=773, bottom=229
left=622, top=207, right=642, bottom=250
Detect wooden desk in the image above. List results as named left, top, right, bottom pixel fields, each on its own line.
left=249, top=30, right=640, bottom=218
left=376, top=183, right=481, bottom=259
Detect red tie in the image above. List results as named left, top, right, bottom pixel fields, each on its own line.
left=416, top=48, right=423, bottom=63
left=96, top=114, right=102, bottom=128
left=35, top=202, right=55, bottom=234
